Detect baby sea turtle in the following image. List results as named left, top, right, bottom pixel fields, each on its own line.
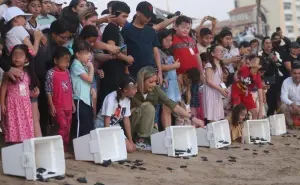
left=48, top=171, right=55, bottom=175
left=102, top=160, right=112, bottom=167
left=175, top=152, right=184, bottom=156
left=94, top=182, right=105, bottom=185
left=66, top=174, right=74, bottom=178
left=253, top=152, right=258, bottom=155
left=223, top=141, right=229, bottom=144
left=285, top=144, right=290, bottom=146
left=118, top=161, right=125, bottom=165
left=77, top=177, right=88, bottom=183
left=167, top=167, right=174, bottom=171
left=219, top=146, right=229, bottom=150
left=36, top=168, right=46, bottom=174
left=253, top=149, right=258, bottom=152
left=263, top=150, right=270, bottom=154
left=192, top=154, right=197, bottom=157
left=131, top=166, right=137, bottom=170
left=139, top=167, right=146, bottom=170
left=187, top=148, right=192, bottom=153
left=268, top=142, right=274, bottom=145
left=55, top=176, right=65, bottom=180
left=183, top=157, right=189, bottom=159
left=216, top=160, right=223, bottom=163
left=180, top=165, right=187, bottom=168
left=218, top=140, right=224, bottom=143
left=244, top=148, right=250, bottom=151
left=228, top=159, right=236, bottom=162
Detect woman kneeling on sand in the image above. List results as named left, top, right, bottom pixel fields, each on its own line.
left=130, top=66, right=205, bottom=151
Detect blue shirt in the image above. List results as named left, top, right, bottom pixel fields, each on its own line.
left=122, top=23, right=159, bottom=77
left=70, top=59, right=91, bottom=106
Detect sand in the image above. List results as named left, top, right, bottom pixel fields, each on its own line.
left=1, top=130, right=300, bottom=185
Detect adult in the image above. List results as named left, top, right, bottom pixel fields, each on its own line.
left=271, top=32, right=290, bottom=60
left=50, top=0, right=65, bottom=18
left=77, top=6, right=97, bottom=34
left=259, top=37, right=284, bottom=116
left=280, top=63, right=300, bottom=128
left=130, top=66, right=205, bottom=150
left=122, top=1, right=162, bottom=83
left=36, top=0, right=56, bottom=28
left=282, top=42, right=300, bottom=79
left=34, top=19, right=72, bottom=135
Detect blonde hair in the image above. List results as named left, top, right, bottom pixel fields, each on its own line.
left=136, top=66, right=157, bottom=93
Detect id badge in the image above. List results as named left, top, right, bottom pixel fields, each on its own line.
left=220, top=82, right=227, bottom=89
left=189, top=47, right=195, bottom=55
left=19, top=83, right=27, bottom=96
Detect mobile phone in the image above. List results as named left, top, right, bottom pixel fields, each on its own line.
left=220, top=82, right=227, bottom=89
left=114, top=11, right=121, bottom=17
left=120, top=44, right=127, bottom=52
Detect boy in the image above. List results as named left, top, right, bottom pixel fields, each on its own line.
left=37, top=0, right=57, bottom=27
left=171, top=15, right=204, bottom=80
left=197, top=28, right=213, bottom=54
left=99, top=1, right=133, bottom=106
left=231, top=55, right=264, bottom=119
left=121, top=1, right=162, bottom=83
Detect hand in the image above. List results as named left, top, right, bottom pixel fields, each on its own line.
left=33, top=30, right=43, bottom=41
left=91, top=88, right=96, bottom=100
left=6, top=67, right=22, bottom=81
left=126, top=55, right=134, bottom=65
left=219, top=88, right=228, bottom=98
left=86, top=62, right=94, bottom=71
left=106, top=15, right=116, bottom=23
left=40, top=35, right=47, bottom=46
left=30, top=87, right=40, bottom=98
left=201, top=16, right=208, bottom=24
left=72, top=102, right=76, bottom=113
left=49, top=104, right=56, bottom=117
left=231, top=56, right=241, bottom=62
left=97, top=69, right=104, bottom=79
left=129, top=140, right=136, bottom=150
left=258, top=111, right=264, bottom=119
left=157, top=71, right=163, bottom=85
left=192, top=117, right=206, bottom=128
left=291, top=103, right=299, bottom=114
left=173, top=59, right=180, bottom=69
left=1, top=104, right=6, bottom=115
left=106, top=44, right=120, bottom=54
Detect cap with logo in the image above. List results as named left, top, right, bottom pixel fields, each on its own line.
left=136, top=1, right=154, bottom=18
left=290, top=41, right=300, bottom=49
left=2, top=7, right=32, bottom=24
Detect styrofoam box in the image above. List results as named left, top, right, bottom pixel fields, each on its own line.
left=269, top=114, right=287, bottom=136
left=2, top=135, right=65, bottom=181
left=73, top=127, right=127, bottom=164
left=150, top=126, right=198, bottom=157
left=196, top=120, right=231, bottom=148
left=242, top=119, right=271, bottom=144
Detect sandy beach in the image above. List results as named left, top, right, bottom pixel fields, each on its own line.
left=1, top=130, right=300, bottom=185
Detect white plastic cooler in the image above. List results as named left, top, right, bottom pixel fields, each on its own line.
left=242, top=119, right=271, bottom=144
left=150, top=126, right=198, bottom=157
left=73, top=127, right=127, bottom=164
left=196, top=120, right=231, bottom=148
left=269, top=114, right=286, bottom=136
left=1, top=135, right=65, bottom=180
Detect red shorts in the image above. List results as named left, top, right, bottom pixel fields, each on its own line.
left=231, top=83, right=256, bottom=110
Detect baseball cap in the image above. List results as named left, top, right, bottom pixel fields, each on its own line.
left=290, top=41, right=300, bottom=49
left=136, top=1, right=154, bottom=18
left=51, top=0, right=67, bottom=5
left=2, top=7, right=32, bottom=24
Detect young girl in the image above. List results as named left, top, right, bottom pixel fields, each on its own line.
left=25, top=0, right=42, bottom=32
left=158, top=29, right=181, bottom=129
left=203, top=44, right=227, bottom=122
left=70, top=39, right=94, bottom=139
left=95, top=76, right=136, bottom=153
left=0, top=44, right=39, bottom=143
left=226, top=104, right=248, bottom=142
left=0, top=7, right=43, bottom=56
left=45, top=47, right=74, bottom=149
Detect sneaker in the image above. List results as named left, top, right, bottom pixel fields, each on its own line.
left=136, top=141, right=152, bottom=151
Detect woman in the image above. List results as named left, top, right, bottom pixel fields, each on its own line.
left=131, top=66, right=205, bottom=150
left=258, top=37, right=284, bottom=116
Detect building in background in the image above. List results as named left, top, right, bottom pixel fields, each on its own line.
left=234, top=0, right=300, bottom=41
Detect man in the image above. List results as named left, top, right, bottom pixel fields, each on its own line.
left=50, top=0, right=65, bottom=18
left=37, top=0, right=57, bottom=28
left=271, top=32, right=291, bottom=59
left=280, top=63, right=300, bottom=128
left=282, top=42, right=300, bottom=79
left=122, top=1, right=162, bottom=83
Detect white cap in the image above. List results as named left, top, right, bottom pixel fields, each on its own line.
left=2, top=7, right=32, bottom=24
left=51, top=0, right=66, bottom=4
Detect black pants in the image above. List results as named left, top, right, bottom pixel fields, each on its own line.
left=266, top=78, right=284, bottom=116
left=37, top=76, right=50, bottom=136
left=71, top=100, right=94, bottom=139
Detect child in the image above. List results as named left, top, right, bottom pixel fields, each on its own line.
left=197, top=28, right=213, bottom=54
left=95, top=76, right=136, bottom=153
left=36, top=0, right=56, bottom=28
left=171, top=15, right=203, bottom=80
left=0, top=7, right=43, bottom=56
left=226, top=104, right=248, bottom=142
left=45, top=47, right=74, bottom=148
left=157, top=29, right=181, bottom=129
left=0, top=44, right=39, bottom=143
left=231, top=55, right=264, bottom=119
left=203, top=44, right=227, bottom=122
left=70, top=39, right=94, bottom=138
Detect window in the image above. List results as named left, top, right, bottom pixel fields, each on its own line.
left=284, top=2, right=292, bottom=9
left=285, top=14, right=293, bottom=21
left=297, top=17, right=300, bottom=23
left=286, top=26, right=294, bottom=33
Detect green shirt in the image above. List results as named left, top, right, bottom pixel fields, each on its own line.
left=36, top=14, right=56, bottom=27
left=132, top=86, right=177, bottom=110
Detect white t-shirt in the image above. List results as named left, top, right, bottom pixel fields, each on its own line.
left=101, top=91, right=131, bottom=126
left=5, top=26, right=29, bottom=52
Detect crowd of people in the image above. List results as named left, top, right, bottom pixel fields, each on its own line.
left=0, top=0, right=299, bottom=153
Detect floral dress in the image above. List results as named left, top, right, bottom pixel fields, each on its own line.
left=5, top=72, right=34, bottom=143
